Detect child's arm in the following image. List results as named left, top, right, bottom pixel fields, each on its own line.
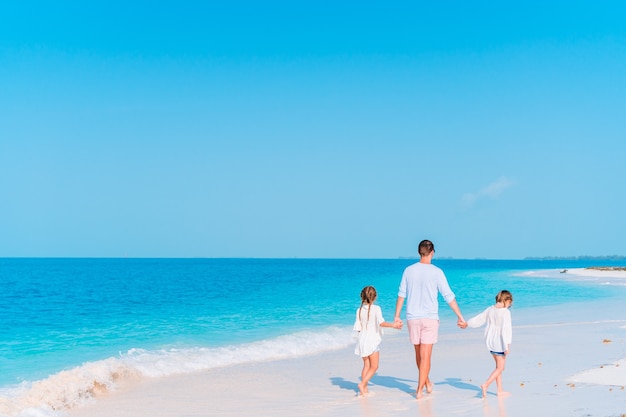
left=353, top=309, right=362, bottom=332
left=503, top=309, right=512, bottom=352
left=375, top=306, right=401, bottom=329
left=381, top=321, right=402, bottom=329
left=465, top=308, right=488, bottom=329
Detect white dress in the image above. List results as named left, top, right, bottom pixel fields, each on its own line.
left=466, top=305, right=512, bottom=353
left=353, top=304, right=385, bottom=357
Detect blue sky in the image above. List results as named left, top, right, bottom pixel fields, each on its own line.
left=1, top=2, right=625, bottom=259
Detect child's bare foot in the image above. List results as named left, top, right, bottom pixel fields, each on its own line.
left=480, top=384, right=488, bottom=398
left=497, top=391, right=510, bottom=397
left=416, top=390, right=424, bottom=400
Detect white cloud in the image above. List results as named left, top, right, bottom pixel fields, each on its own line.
left=462, top=176, right=514, bottom=208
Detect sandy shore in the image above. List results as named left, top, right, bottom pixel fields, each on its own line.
left=66, top=311, right=626, bottom=417
left=565, top=267, right=626, bottom=279
left=66, top=271, right=626, bottom=417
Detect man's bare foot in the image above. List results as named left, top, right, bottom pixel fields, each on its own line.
left=497, top=391, right=511, bottom=397
left=426, top=381, right=433, bottom=393
left=480, top=384, right=488, bottom=398
left=357, top=383, right=367, bottom=397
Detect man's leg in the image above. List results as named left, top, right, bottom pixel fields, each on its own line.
left=414, top=343, right=433, bottom=399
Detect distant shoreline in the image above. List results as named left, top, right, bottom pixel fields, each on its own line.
left=587, top=266, right=626, bottom=271
left=401, top=256, right=626, bottom=261
left=564, top=267, right=626, bottom=279
left=524, top=255, right=626, bottom=261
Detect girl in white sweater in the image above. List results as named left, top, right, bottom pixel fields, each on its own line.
left=462, top=290, right=513, bottom=398
left=353, top=286, right=401, bottom=396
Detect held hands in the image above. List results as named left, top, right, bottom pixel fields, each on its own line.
left=393, top=317, right=403, bottom=330
left=457, top=318, right=468, bottom=329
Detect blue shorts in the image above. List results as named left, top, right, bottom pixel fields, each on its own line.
left=490, top=351, right=506, bottom=356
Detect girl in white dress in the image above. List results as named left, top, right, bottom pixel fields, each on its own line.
left=354, top=286, right=401, bottom=396
left=462, top=290, right=513, bottom=398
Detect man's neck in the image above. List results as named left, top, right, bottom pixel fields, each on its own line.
left=419, top=253, right=433, bottom=264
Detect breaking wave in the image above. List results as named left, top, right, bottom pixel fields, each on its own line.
left=0, top=326, right=352, bottom=417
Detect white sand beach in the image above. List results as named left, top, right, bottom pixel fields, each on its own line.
left=565, top=267, right=626, bottom=279
left=522, top=266, right=626, bottom=284
left=66, top=269, right=626, bottom=417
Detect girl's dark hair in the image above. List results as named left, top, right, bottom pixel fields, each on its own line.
left=359, top=286, right=377, bottom=328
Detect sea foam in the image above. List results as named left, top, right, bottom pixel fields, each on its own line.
left=0, top=326, right=353, bottom=417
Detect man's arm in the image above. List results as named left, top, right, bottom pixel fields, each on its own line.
left=447, top=298, right=465, bottom=326
left=394, top=296, right=405, bottom=324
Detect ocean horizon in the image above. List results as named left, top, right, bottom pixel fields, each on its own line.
left=2, top=257, right=626, bottom=416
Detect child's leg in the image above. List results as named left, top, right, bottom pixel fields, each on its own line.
left=360, top=357, right=371, bottom=387
left=494, top=356, right=509, bottom=396
left=358, top=356, right=371, bottom=396
left=358, top=352, right=380, bottom=396
left=481, top=354, right=506, bottom=398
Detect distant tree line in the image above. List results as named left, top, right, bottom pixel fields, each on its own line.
left=524, top=255, right=626, bottom=260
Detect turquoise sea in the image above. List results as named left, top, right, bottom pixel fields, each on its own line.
left=1, top=258, right=625, bottom=416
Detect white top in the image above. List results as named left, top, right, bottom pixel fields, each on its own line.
left=398, top=262, right=455, bottom=320
left=353, top=304, right=385, bottom=357
left=466, top=305, right=512, bottom=353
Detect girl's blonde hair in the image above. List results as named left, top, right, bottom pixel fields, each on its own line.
left=359, top=286, right=377, bottom=328
left=495, top=290, right=513, bottom=303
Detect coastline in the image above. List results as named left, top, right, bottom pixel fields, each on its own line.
left=66, top=315, right=626, bottom=417
left=64, top=268, right=626, bottom=417
left=565, top=267, right=626, bottom=279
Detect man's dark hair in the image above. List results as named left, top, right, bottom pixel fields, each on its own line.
left=418, top=240, right=435, bottom=257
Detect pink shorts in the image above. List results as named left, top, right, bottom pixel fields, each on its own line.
left=407, top=319, right=439, bottom=344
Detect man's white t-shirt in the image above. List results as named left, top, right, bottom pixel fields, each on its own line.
left=398, top=262, right=456, bottom=320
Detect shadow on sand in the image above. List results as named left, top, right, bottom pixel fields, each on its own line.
left=331, top=375, right=483, bottom=398
left=435, top=377, right=482, bottom=397
left=330, top=374, right=416, bottom=395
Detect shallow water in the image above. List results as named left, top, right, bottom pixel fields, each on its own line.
left=1, top=258, right=625, bottom=416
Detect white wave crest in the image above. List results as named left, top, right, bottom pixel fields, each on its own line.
left=126, top=325, right=352, bottom=377
left=0, top=358, right=137, bottom=417
left=0, top=326, right=352, bottom=417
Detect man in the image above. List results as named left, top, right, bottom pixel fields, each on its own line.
left=394, top=239, right=465, bottom=399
